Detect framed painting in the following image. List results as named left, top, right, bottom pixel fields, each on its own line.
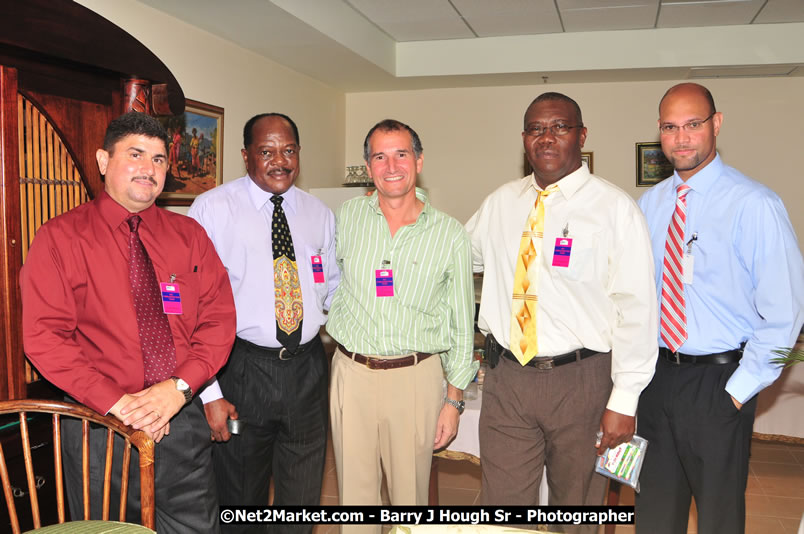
left=158, top=99, right=223, bottom=205
left=636, top=142, right=674, bottom=187
left=581, top=151, right=593, bottom=173
left=523, top=151, right=594, bottom=176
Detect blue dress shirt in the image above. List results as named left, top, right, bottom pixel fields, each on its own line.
left=638, top=154, right=804, bottom=403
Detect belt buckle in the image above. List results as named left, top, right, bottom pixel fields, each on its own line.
left=365, top=357, right=377, bottom=370
left=536, top=359, right=554, bottom=370
left=279, top=347, right=292, bottom=360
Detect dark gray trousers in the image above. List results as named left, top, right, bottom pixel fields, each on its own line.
left=62, top=397, right=220, bottom=533
left=214, top=336, right=329, bottom=534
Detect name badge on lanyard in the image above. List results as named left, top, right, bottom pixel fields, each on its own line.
left=552, top=237, right=573, bottom=268
left=683, top=254, right=694, bottom=284
left=311, top=255, right=325, bottom=284
left=375, top=269, right=394, bottom=297
left=160, top=283, right=183, bottom=314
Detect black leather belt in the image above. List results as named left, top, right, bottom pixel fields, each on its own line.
left=659, top=347, right=742, bottom=365
left=237, top=335, right=320, bottom=360
left=484, top=333, right=601, bottom=370
left=502, top=346, right=599, bottom=370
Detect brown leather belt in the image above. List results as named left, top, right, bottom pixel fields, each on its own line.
left=336, top=343, right=436, bottom=370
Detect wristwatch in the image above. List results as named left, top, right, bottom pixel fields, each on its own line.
left=171, top=376, right=193, bottom=404
left=444, top=398, right=465, bottom=415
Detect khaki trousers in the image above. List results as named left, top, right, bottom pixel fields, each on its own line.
left=330, top=347, right=443, bottom=534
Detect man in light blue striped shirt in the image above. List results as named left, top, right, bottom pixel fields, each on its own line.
left=327, top=120, right=477, bottom=525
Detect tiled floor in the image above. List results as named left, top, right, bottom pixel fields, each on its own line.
left=310, top=437, right=804, bottom=534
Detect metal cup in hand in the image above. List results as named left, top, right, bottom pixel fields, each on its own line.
left=227, top=418, right=244, bottom=435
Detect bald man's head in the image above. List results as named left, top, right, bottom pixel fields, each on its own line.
left=659, top=83, right=716, bottom=116
left=658, top=83, right=722, bottom=181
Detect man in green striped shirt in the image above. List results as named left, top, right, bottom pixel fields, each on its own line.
left=327, top=119, right=477, bottom=521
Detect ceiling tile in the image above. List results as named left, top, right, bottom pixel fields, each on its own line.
left=558, top=0, right=660, bottom=31
left=753, top=0, right=804, bottom=23
left=451, top=0, right=562, bottom=36
left=560, top=0, right=655, bottom=8
left=347, top=0, right=473, bottom=41
left=658, top=0, right=766, bottom=28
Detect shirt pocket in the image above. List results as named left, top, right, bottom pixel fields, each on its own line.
left=549, top=232, right=599, bottom=282
left=164, top=271, right=200, bottom=337
left=395, top=259, right=446, bottom=316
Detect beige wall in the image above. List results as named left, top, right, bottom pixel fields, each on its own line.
left=345, top=78, right=804, bottom=244
left=77, top=0, right=345, bottom=197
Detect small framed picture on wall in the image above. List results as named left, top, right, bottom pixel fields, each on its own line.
left=636, top=142, right=674, bottom=187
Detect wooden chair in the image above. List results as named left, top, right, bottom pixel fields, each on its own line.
left=0, top=399, right=155, bottom=533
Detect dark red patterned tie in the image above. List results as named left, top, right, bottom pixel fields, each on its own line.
left=127, top=215, right=177, bottom=386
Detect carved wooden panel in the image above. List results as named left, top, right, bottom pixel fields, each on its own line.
left=17, top=94, right=91, bottom=384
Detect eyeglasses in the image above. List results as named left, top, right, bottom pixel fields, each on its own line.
left=524, top=122, right=584, bottom=137
left=659, top=113, right=715, bottom=135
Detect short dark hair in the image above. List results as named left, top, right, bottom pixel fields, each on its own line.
left=243, top=113, right=299, bottom=147
left=363, top=119, right=423, bottom=162
left=659, top=83, right=717, bottom=115
left=524, top=92, right=584, bottom=127
left=103, top=112, right=169, bottom=154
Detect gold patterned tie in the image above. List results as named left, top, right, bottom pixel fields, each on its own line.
left=271, top=195, right=303, bottom=352
left=510, top=184, right=558, bottom=365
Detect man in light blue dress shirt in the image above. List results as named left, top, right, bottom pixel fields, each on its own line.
left=635, top=83, right=804, bottom=534
left=189, top=113, right=339, bottom=533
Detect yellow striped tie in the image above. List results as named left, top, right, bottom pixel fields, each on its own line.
left=509, top=185, right=558, bottom=365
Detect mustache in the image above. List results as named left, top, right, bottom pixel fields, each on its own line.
left=268, top=167, right=293, bottom=175
left=130, top=175, right=158, bottom=185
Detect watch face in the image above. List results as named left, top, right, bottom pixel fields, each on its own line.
left=176, top=378, right=190, bottom=391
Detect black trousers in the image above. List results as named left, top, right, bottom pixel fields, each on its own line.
left=635, top=358, right=757, bottom=534
left=214, top=336, right=329, bottom=534
left=62, top=397, right=220, bottom=533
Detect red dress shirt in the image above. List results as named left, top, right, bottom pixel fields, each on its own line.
left=21, top=191, right=236, bottom=414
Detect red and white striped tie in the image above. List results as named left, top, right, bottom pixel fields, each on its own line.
left=660, top=184, right=691, bottom=353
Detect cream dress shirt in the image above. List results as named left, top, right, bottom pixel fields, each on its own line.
left=465, top=163, right=658, bottom=416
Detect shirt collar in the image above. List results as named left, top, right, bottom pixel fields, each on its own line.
left=96, top=190, right=160, bottom=230
left=518, top=162, right=590, bottom=200
left=669, top=153, right=722, bottom=196
left=369, top=187, right=432, bottom=223
left=246, top=175, right=298, bottom=215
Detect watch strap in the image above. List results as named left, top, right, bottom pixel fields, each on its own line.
left=171, top=376, right=193, bottom=404
left=444, top=397, right=465, bottom=415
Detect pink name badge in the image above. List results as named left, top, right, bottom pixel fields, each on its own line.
left=159, top=283, right=183, bottom=314
left=375, top=269, right=394, bottom=297
left=552, top=238, right=573, bottom=268
left=311, top=255, right=325, bottom=284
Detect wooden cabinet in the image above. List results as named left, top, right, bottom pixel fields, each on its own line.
left=0, top=0, right=185, bottom=402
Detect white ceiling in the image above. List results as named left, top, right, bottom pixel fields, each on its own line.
left=139, top=0, right=804, bottom=91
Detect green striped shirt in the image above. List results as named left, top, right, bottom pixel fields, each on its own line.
left=327, top=188, right=478, bottom=390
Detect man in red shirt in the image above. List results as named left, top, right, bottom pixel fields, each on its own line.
left=21, top=111, right=236, bottom=533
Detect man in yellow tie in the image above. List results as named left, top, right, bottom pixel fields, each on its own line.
left=466, top=92, right=658, bottom=533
